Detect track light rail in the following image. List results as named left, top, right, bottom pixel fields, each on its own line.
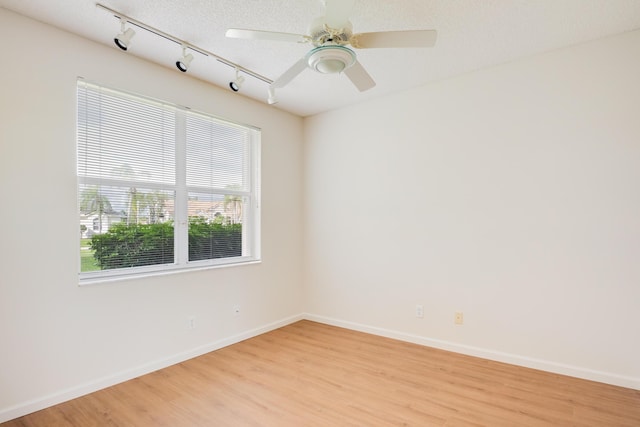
left=95, top=3, right=273, bottom=85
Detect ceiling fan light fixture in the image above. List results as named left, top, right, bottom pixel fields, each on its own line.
left=317, top=58, right=345, bottom=74
left=306, top=46, right=355, bottom=74
left=114, top=19, right=135, bottom=51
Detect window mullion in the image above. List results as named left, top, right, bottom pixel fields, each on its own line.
left=175, top=109, right=188, bottom=265
left=249, top=134, right=261, bottom=259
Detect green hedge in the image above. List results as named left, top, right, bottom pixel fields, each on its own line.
left=90, top=219, right=242, bottom=270
left=188, top=217, right=242, bottom=262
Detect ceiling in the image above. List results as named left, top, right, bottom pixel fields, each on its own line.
left=3, top=0, right=640, bottom=117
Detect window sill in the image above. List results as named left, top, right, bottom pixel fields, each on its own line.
left=78, top=259, right=262, bottom=286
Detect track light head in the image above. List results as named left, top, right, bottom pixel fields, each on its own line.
left=114, top=19, right=135, bottom=51
left=229, top=69, right=245, bottom=92
left=176, top=46, right=194, bottom=72
left=267, top=87, right=278, bottom=105
left=229, top=78, right=244, bottom=92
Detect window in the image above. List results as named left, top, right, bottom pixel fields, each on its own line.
left=77, top=80, right=260, bottom=283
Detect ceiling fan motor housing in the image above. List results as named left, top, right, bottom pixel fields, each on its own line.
left=306, top=45, right=356, bottom=74
left=308, top=16, right=353, bottom=46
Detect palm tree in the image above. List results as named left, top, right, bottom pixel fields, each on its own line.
left=79, top=186, right=113, bottom=233
left=224, top=185, right=243, bottom=224
left=144, top=191, right=168, bottom=224
left=111, top=163, right=145, bottom=224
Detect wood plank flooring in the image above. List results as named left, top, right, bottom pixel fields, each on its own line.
left=3, top=320, right=639, bottom=426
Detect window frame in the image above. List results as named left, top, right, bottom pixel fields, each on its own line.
left=77, top=80, right=261, bottom=285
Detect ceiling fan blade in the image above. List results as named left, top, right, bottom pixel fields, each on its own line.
left=323, top=0, right=356, bottom=29
left=352, top=30, right=438, bottom=49
left=344, top=60, right=376, bottom=92
left=225, top=28, right=308, bottom=44
left=272, top=57, right=309, bottom=89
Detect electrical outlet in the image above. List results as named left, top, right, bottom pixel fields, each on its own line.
left=188, top=315, right=196, bottom=329
left=455, top=311, right=464, bottom=325
left=415, top=304, right=424, bottom=318
left=233, top=305, right=240, bottom=316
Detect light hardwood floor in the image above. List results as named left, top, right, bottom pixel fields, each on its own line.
left=3, top=320, right=639, bottom=426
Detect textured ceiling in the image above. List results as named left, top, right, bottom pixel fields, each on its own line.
left=2, top=0, right=640, bottom=117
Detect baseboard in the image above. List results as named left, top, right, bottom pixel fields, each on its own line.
left=0, top=313, right=304, bottom=423
left=303, top=313, right=640, bottom=391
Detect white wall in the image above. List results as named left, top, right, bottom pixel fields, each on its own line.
left=0, top=9, right=304, bottom=421
left=303, top=29, right=640, bottom=389
left=2, top=7, right=639, bottom=422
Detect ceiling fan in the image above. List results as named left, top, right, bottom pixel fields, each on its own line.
left=225, top=0, right=437, bottom=103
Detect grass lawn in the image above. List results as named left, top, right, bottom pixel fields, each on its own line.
left=80, top=238, right=100, bottom=272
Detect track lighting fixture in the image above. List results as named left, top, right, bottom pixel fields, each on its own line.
left=97, top=4, right=275, bottom=104
left=114, top=18, right=135, bottom=51
left=176, top=45, right=194, bottom=72
left=229, top=69, right=245, bottom=92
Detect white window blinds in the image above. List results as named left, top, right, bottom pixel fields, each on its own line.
left=77, top=80, right=260, bottom=283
